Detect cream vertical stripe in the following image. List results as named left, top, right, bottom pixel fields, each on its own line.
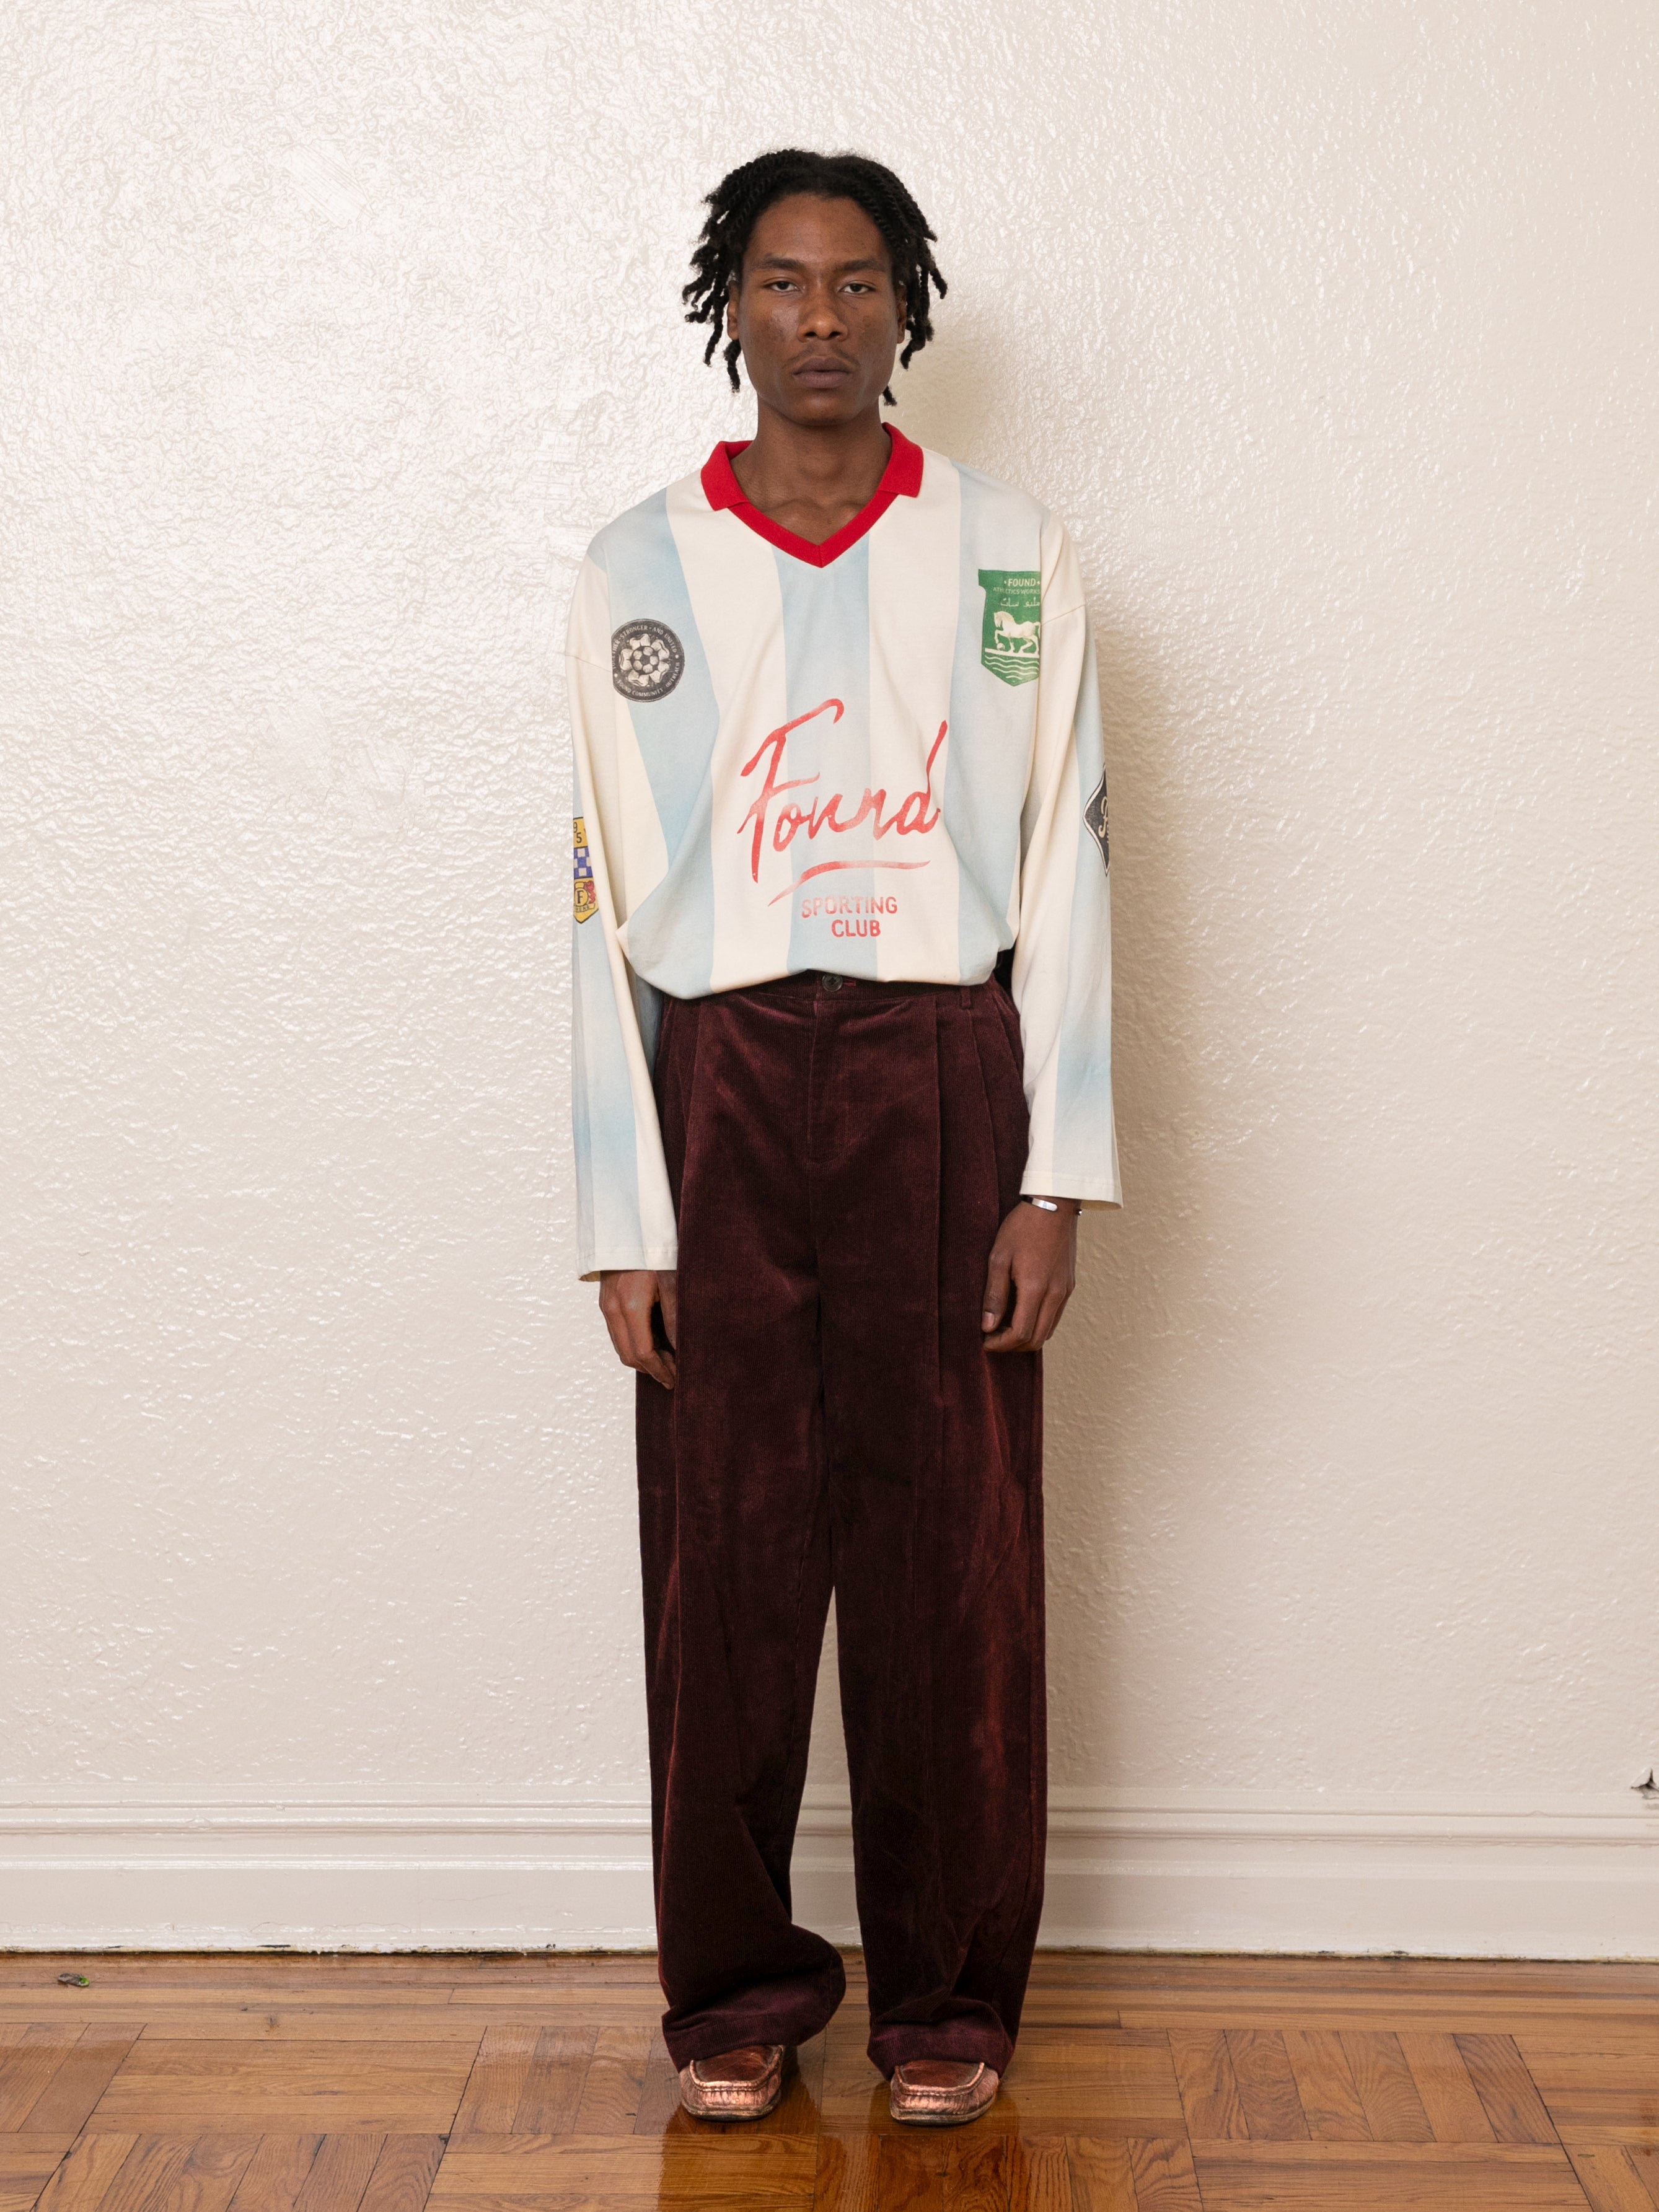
left=866, top=449, right=964, bottom=981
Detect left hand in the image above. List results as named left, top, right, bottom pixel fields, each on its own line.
left=980, top=1200, right=1080, bottom=1353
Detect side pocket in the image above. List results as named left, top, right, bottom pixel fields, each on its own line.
left=990, top=981, right=1028, bottom=1091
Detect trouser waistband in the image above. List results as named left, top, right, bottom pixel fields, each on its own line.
left=698, top=972, right=990, bottom=1005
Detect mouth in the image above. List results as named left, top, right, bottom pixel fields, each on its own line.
left=792, top=354, right=855, bottom=387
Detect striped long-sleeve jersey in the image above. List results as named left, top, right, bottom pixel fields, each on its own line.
left=566, top=426, right=1120, bottom=1279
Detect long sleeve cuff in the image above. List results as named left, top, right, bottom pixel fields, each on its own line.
left=578, top=1236, right=680, bottom=1284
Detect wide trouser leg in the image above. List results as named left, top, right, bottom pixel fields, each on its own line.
left=637, top=978, right=1044, bottom=2079
left=637, top=987, right=845, bottom=2067
left=812, top=985, right=1043, bottom=2079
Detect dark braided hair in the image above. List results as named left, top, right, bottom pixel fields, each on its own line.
left=684, top=151, right=947, bottom=408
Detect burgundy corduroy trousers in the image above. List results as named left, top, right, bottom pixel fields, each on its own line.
left=635, top=972, right=1046, bottom=2079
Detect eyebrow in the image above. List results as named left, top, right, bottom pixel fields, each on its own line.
left=751, top=255, right=887, bottom=274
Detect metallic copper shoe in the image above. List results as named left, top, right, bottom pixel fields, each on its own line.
left=677, top=2042, right=786, bottom=2121
left=889, top=2058, right=1000, bottom=2126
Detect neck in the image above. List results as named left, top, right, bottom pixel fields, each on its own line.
left=730, top=405, right=892, bottom=538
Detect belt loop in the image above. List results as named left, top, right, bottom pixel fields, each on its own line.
left=959, top=985, right=972, bottom=1009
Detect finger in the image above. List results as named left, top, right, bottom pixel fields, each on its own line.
left=658, top=1274, right=679, bottom=1350
left=984, top=1270, right=1044, bottom=1353
left=609, top=1289, right=659, bottom=1374
left=624, top=1296, right=662, bottom=1371
left=637, top=1347, right=677, bottom=1390
left=1029, top=1286, right=1069, bottom=1351
left=600, top=1297, right=636, bottom=1370
left=981, top=1247, right=1013, bottom=1334
left=1021, top=1278, right=1067, bottom=1350
left=1008, top=1270, right=1045, bottom=1349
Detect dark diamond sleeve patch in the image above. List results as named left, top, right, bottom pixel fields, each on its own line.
left=1084, top=770, right=1109, bottom=874
left=611, top=618, right=685, bottom=703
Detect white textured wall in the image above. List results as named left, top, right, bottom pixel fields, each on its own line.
left=4, top=0, right=1658, bottom=1951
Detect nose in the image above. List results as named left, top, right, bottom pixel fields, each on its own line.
left=798, top=283, right=847, bottom=338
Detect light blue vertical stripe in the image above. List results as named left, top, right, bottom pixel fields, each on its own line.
left=776, top=545, right=876, bottom=978
left=1050, top=614, right=1114, bottom=1178
left=595, top=493, right=719, bottom=998
left=946, top=466, right=1044, bottom=983
left=571, top=907, right=646, bottom=1265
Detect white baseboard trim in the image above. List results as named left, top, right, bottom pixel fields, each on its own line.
left=2, top=1789, right=1655, bottom=1957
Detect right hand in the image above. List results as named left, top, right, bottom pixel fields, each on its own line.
left=597, top=1269, right=678, bottom=1390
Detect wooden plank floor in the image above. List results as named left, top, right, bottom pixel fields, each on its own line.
left=2, top=1953, right=1658, bottom=2210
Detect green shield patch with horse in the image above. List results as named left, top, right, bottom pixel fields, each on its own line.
left=978, top=569, right=1042, bottom=686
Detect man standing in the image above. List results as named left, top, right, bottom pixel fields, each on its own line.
left=566, top=150, right=1119, bottom=2128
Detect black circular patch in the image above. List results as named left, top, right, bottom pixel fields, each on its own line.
left=611, top=618, right=685, bottom=703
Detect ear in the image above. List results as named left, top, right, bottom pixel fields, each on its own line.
left=894, top=283, right=907, bottom=336
left=725, top=274, right=739, bottom=342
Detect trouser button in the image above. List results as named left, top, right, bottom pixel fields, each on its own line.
left=819, top=973, right=844, bottom=991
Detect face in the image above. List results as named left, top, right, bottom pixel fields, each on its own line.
left=726, top=193, right=905, bottom=426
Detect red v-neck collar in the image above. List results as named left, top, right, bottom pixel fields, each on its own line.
left=700, top=425, right=924, bottom=568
